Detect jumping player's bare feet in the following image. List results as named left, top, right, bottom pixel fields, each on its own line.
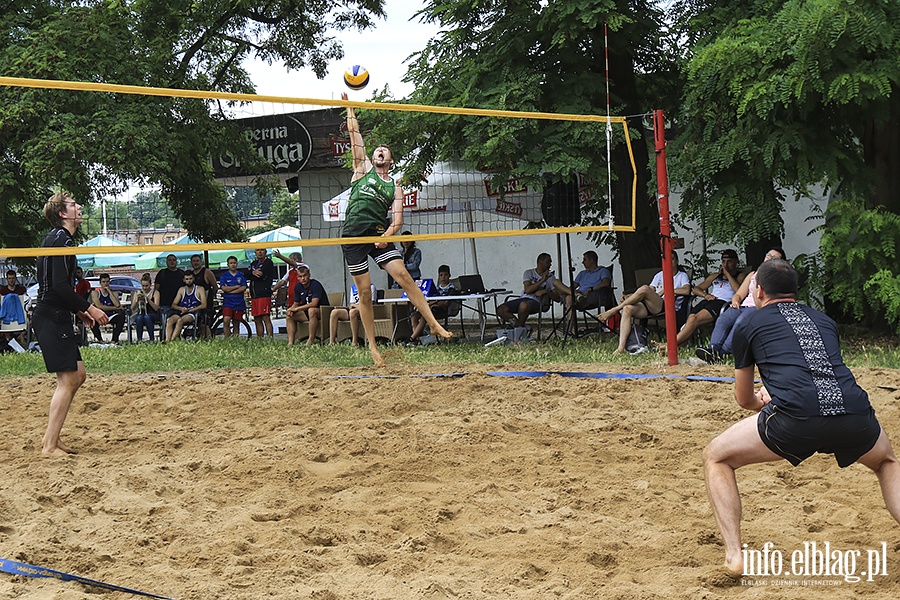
left=432, top=325, right=454, bottom=340
left=370, top=346, right=385, bottom=368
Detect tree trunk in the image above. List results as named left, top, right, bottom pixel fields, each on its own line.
left=863, top=85, right=900, bottom=213
left=607, top=44, right=664, bottom=291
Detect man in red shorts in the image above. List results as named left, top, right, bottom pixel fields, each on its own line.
left=247, top=248, right=275, bottom=339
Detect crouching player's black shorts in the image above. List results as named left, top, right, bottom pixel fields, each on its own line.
left=32, top=304, right=81, bottom=373
left=758, top=403, right=881, bottom=468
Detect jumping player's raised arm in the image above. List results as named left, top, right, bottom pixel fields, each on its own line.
left=343, top=92, right=371, bottom=181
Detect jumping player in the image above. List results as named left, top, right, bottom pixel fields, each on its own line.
left=340, top=92, right=452, bottom=366
left=33, top=192, right=110, bottom=457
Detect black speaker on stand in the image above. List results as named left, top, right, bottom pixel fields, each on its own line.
left=541, top=177, right=581, bottom=227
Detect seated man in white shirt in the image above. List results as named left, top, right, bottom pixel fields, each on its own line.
left=598, top=251, right=691, bottom=354
left=672, top=248, right=745, bottom=347
left=497, top=253, right=571, bottom=327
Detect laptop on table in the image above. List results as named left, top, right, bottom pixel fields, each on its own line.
left=456, top=274, right=486, bottom=295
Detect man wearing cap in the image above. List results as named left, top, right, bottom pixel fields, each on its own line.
left=673, top=249, right=745, bottom=347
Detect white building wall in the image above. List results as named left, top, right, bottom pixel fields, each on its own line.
left=293, top=169, right=825, bottom=314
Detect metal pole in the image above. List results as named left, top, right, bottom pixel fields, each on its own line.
left=654, top=110, right=678, bottom=366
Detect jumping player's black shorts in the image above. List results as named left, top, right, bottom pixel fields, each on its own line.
left=341, top=234, right=402, bottom=276
left=32, top=304, right=81, bottom=373
left=757, top=403, right=881, bottom=468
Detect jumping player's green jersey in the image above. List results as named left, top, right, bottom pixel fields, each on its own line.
left=343, top=167, right=396, bottom=237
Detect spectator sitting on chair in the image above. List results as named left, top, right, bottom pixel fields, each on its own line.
left=1, top=270, right=27, bottom=297
left=155, top=254, right=185, bottom=340
left=131, top=273, right=160, bottom=342
left=497, top=252, right=571, bottom=328
left=219, top=256, right=248, bottom=339
left=410, top=264, right=457, bottom=342
left=599, top=251, right=691, bottom=354
left=671, top=248, right=745, bottom=348
left=329, top=283, right=376, bottom=346
left=566, top=250, right=613, bottom=333
left=165, top=271, right=207, bottom=342
left=191, top=253, right=218, bottom=338
left=285, top=264, right=329, bottom=347
left=1, top=270, right=27, bottom=345
left=89, top=273, right=126, bottom=343
left=390, top=232, right=422, bottom=288
left=696, top=247, right=786, bottom=364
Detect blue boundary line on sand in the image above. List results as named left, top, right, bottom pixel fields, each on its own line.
left=487, top=371, right=741, bottom=383
left=0, top=558, right=173, bottom=599
left=327, top=371, right=745, bottom=383
left=331, top=372, right=468, bottom=379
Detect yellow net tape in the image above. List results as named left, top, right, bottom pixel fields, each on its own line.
left=0, top=76, right=637, bottom=259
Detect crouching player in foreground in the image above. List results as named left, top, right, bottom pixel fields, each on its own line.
left=703, top=259, right=900, bottom=577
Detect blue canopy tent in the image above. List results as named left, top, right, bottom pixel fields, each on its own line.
left=134, top=235, right=239, bottom=270
left=247, top=226, right=304, bottom=263
left=78, top=235, right=143, bottom=269
left=132, top=228, right=303, bottom=271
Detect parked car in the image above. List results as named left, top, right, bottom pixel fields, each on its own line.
left=25, top=275, right=142, bottom=308
left=104, top=276, right=142, bottom=295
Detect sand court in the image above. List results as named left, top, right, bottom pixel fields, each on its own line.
left=2, top=364, right=900, bottom=599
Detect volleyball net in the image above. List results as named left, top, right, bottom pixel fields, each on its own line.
left=0, top=76, right=638, bottom=268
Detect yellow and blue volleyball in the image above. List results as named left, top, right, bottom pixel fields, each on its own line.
left=343, top=65, right=369, bottom=90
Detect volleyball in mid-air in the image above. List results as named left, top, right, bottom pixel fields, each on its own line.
left=343, top=65, right=369, bottom=90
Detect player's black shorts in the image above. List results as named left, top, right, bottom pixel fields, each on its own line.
left=341, top=232, right=402, bottom=276
left=32, top=304, right=81, bottom=373
left=757, top=403, right=881, bottom=468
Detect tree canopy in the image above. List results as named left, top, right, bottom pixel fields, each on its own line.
left=365, top=0, right=680, bottom=286
left=672, top=0, right=900, bottom=329
left=0, top=0, right=385, bottom=245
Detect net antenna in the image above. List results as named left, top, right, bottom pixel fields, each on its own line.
left=604, top=23, right=614, bottom=232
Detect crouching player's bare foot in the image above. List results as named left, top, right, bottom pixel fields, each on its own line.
left=721, top=551, right=743, bottom=580
left=41, top=448, right=71, bottom=458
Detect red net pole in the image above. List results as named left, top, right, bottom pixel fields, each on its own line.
left=654, top=110, right=678, bottom=366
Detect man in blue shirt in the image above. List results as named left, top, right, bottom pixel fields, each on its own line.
left=703, top=259, right=900, bottom=578
left=219, top=256, right=248, bottom=339
left=286, top=265, right=329, bottom=346
left=566, top=250, right=612, bottom=332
